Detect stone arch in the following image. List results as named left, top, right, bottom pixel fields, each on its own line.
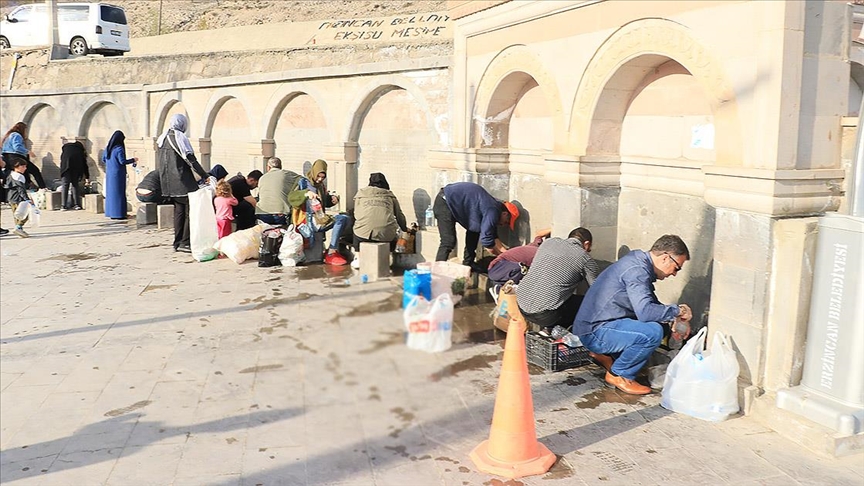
left=262, top=84, right=333, bottom=140
left=77, top=97, right=134, bottom=138
left=201, top=89, right=255, bottom=139
left=153, top=92, right=189, bottom=137
left=345, top=76, right=436, bottom=143
left=570, top=18, right=742, bottom=166
left=19, top=102, right=66, bottom=132
left=345, top=76, right=437, bottom=219
left=23, top=103, right=65, bottom=186
left=472, top=44, right=565, bottom=150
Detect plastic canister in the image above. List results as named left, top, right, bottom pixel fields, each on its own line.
left=403, top=269, right=432, bottom=308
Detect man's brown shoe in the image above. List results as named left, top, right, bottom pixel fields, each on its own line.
left=605, top=372, right=651, bottom=395
left=589, top=352, right=613, bottom=373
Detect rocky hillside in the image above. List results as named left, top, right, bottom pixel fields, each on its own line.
left=1, top=0, right=447, bottom=38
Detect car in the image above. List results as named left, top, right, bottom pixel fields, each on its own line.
left=0, top=2, right=130, bottom=56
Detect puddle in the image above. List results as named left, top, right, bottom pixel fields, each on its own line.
left=390, top=406, right=415, bottom=423
left=296, top=264, right=353, bottom=281
left=428, top=353, right=500, bottom=382
left=250, top=293, right=315, bottom=310
left=238, top=364, right=284, bottom=374
left=452, top=303, right=500, bottom=345
left=357, top=331, right=403, bottom=355
left=573, top=388, right=646, bottom=409
left=483, top=478, right=524, bottom=486
left=141, top=284, right=176, bottom=293
left=104, top=400, right=152, bottom=417
left=40, top=253, right=101, bottom=262
left=563, top=375, right=587, bottom=387
left=343, top=294, right=402, bottom=318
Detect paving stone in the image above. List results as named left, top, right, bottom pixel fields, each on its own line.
left=1, top=207, right=862, bottom=486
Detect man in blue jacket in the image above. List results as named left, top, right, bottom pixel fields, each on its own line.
left=573, top=234, right=693, bottom=395
left=433, top=182, right=520, bottom=267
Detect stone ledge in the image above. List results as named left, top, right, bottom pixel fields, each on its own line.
left=750, top=392, right=864, bottom=458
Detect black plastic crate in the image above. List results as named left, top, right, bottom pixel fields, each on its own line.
left=525, top=331, right=591, bottom=372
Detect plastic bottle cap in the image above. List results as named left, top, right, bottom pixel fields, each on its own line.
left=360, top=274, right=369, bottom=283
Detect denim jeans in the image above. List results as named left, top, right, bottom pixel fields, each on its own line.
left=60, top=177, right=80, bottom=209
left=319, top=213, right=349, bottom=250
left=577, top=318, right=663, bottom=380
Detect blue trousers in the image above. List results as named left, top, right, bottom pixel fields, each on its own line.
left=578, top=318, right=663, bottom=379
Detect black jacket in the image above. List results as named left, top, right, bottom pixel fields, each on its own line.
left=156, top=131, right=207, bottom=198
left=60, top=141, right=89, bottom=181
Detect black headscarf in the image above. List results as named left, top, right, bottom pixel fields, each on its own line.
left=104, top=130, right=125, bottom=156
left=368, top=172, right=390, bottom=190
left=209, top=164, right=228, bottom=181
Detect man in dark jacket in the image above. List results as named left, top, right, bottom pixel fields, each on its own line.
left=135, top=171, right=165, bottom=204
left=228, top=170, right=262, bottom=230
left=433, top=182, right=519, bottom=267
left=59, top=140, right=89, bottom=210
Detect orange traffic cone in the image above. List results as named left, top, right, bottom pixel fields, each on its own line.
left=470, top=317, right=556, bottom=479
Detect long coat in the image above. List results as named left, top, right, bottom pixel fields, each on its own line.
left=103, top=141, right=135, bottom=219
left=60, top=141, right=89, bottom=182
left=156, top=131, right=206, bottom=198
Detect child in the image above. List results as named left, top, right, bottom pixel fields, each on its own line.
left=213, top=179, right=237, bottom=240
left=4, top=157, right=30, bottom=238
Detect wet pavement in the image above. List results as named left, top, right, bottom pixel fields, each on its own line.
left=1, top=208, right=863, bottom=486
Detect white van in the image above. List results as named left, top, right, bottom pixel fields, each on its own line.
left=0, top=2, right=130, bottom=56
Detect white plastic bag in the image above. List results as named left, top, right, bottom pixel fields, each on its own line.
left=28, top=205, right=41, bottom=227
left=661, top=328, right=740, bottom=421
left=278, top=225, right=305, bottom=267
left=188, top=185, right=219, bottom=262
left=213, top=225, right=263, bottom=264
left=430, top=261, right=471, bottom=306
left=14, top=200, right=32, bottom=220
left=403, top=293, right=454, bottom=353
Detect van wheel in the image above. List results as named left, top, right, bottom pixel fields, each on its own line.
left=69, top=37, right=89, bottom=56
left=0, top=37, right=9, bottom=49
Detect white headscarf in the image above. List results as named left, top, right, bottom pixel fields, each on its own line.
left=157, top=114, right=195, bottom=160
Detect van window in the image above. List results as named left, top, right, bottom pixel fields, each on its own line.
left=10, top=6, right=33, bottom=22
left=59, top=6, right=89, bottom=22
left=100, top=5, right=127, bottom=25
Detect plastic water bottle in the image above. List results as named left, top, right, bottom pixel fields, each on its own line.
left=550, top=325, right=582, bottom=348
left=668, top=320, right=689, bottom=350
left=424, top=205, right=434, bottom=228
left=310, top=198, right=326, bottom=224
left=344, top=274, right=369, bottom=286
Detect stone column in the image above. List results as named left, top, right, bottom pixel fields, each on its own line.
left=197, top=138, right=211, bottom=170
left=703, top=167, right=845, bottom=398
left=321, top=142, right=358, bottom=212
left=544, top=154, right=621, bottom=263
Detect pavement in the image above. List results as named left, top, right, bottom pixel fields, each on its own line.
left=1, top=207, right=862, bottom=486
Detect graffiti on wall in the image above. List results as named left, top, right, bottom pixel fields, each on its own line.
left=312, top=14, right=450, bottom=43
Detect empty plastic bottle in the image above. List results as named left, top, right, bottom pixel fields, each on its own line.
left=424, top=205, right=434, bottom=228
left=550, top=325, right=582, bottom=348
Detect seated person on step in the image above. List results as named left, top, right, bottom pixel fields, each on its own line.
left=515, top=227, right=598, bottom=331
left=350, top=172, right=407, bottom=269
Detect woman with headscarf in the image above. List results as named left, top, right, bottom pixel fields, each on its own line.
left=156, top=114, right=208, bottom=253
left=1, top=121, right=46, bottom=190
left=351, top=172, right=408, bottom=269
left=102, top=131, right=138, bottom=219
left=288, top=159, right=351, bottom=265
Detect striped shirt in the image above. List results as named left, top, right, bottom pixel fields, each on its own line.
left=515, top=237, right=599, bottom=314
